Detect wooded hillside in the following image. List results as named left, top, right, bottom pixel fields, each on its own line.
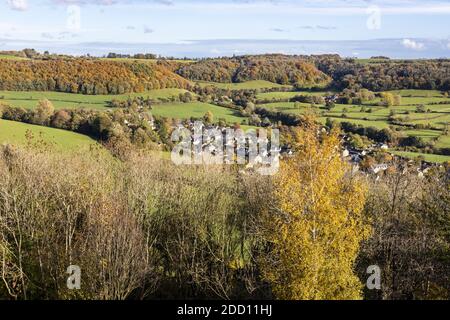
left=314, top=56, right=450, bottom=91
left=177, top=55, right=331, bottom=87
left=0, top=59, right=192, bottom=94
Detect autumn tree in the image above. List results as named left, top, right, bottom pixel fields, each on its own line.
left=33, top=99, right=55, bottom=125
left=381, top=92, right=395, bottom=107
left=261, top=117, right=370, bottom=300
left=203, top=111, right=214, bottom=125
left=393, top=94, right=402, bottom=106
left=51, top=110, right=71, bottom=129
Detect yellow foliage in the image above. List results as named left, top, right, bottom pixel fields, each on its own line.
left=261, top=119, right=370, bottom=300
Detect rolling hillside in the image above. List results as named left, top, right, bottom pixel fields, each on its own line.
left=177, top=55, right=331, bottom=88
left=0, top=88, right=192, bottom=110
left=0, top=59, right=192, bottom=94
left=0, top=119, right=100, bottom=152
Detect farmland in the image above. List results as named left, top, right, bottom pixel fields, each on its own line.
left=151, top=102, right=247, bottom=125
left=0, top=119, right=99, bottom=152
left=197, top=80, right=292, bottom=90
left=257, top=90, right=330, bottom=101
left=257, top=89, right=450, bottom=151
left=391, top=150, right=450, bottom=163
left=1, top=41, right=450, bottom=302
left=0, top=54, right=29, bottom=60
left=0, top=89, right=193, bottom=110
left=0, top=54, right=449, bottom=162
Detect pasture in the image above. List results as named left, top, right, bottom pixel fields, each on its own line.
left=197, top=80, right=292, bottom=90
left=258, top=102, right=320, bottom=115
left=0, top=54, right=29, bottom=60
left=0, top=89, right=192, bottom=110
left=404, top=129, right=442, bottom=141
left=151, top=102, right=247, bottom=125
left=256, top=89, right=450, bottom=149
left=391, top=151, right=450, bottom=163
left=257, top=90, right=330, bottom=101
left=0, top=119, right=99, bottom=152
left=435, top=135, right=450, bottom=149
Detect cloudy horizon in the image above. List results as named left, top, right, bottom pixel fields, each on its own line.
left=1, top=0, right=450, bottom=58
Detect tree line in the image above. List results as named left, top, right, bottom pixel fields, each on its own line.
left=0, top=59, right=191, bottom=94
left=314, top=56, right=450, bottom=91
left=177, top=55, right=331, bottom=87
left=0, top=100, right=170, bottom=158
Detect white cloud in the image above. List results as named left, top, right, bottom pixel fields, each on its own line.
left=447, top=42, right=450, bottom=50
left=7, top=0, right=28, bottom=11
left=113, top=1, right=450, bottom=15
left=402, top=39, right=425, bottom=50
left=52, top=0, right=115, bottom=5
left=144, top=26, right=154, bottom=34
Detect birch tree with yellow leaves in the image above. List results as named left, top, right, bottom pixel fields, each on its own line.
left=261, top=118, right=370, bottom=300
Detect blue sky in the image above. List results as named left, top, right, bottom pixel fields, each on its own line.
left=1, top=0, right=450, bottom=57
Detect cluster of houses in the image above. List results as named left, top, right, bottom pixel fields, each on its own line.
left=132, top=106, right=445, bottom=177
left=341, top=138, right=439, bottom=177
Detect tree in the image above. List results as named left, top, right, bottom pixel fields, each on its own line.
left=416, top=104, right=426, bottom=113
left=381, top=92, right=395, bottom=107
left=51, top=110, right=71, bottom=129
left=33, top=99, right=54, bottom=125
left=393, top=95, right=402, bottom=106
left=203, top=111, right=214, bottom=125
left=93, top=113, right=113, bottom=140
left=349, top=133, right=366, bottom=149
left=325, top=100, right=335, bottom=110
left=261, top=119, right=370, bottom=300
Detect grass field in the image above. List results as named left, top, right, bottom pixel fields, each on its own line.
left=391, top=151, right=450, bottom=163
left=389, top=89, right=446, bottom=98
left=257, top=90, right=330, bottom=100
left=404, top=129, right=442, bottom=141
left=320, top=117, right=392, bottom=129
left=0, top=89, right=253, bottom=128
left=0, top=54, right=29, bottom=60
left=435, top=135, right=450, bottom=149
left=0, top=89, right=192, bottom=110
left=256, top=89, right=450, bottom=152
left=197, top=80, right=292, bottom=90
left=151, top=102, right=248, bottom=125
left=258, top=102, right=320, bottom=115
left=0, top=119, right=99, bottom=152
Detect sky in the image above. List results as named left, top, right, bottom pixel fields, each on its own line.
left=1, top=0, right=450, bottom=58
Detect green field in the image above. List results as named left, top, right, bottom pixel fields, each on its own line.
left=0, top=119, right=99, bottom=152
left=258, top=102, right=320, bottom=114
left=404, top=129, right=442, bottom=141
left=0, top=89, right=253, bottom=128
left=256, top=90, right=450, bottom=151
left=257, top=90, right=329, bottom=101
left=391, top=151, right=450, bottom=163
left=151, top=102, right=248, bottom=125
left=0, top=89, right=192, bottom=110
left=0, top=54, right=29, bottom=60
left=389, top=89, right=446, bottom=98
left=435, top=135, right=450, bottom=149
left=197, top=80, right=292, bottom=90
left=320, top=117, right=392, bottom=129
